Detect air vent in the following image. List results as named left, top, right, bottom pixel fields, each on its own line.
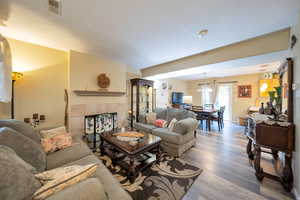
left=48, top=0, right=61, bottom=15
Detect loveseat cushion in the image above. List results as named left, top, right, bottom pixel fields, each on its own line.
left=0, top=127, right=46, bottom=172
left=45, top=178, right=107, bottom=200
left=0, top=119, right=41, bottom=144
left=173, top=118, right=198, bottom=135
left=0, top=145, right=41, bottom=200
left=166, top=108, right=185, bottom=123
left=152, top=128, right=195, bottom=145
left=133, top=122, right=156, bottom=133
left=62, top=155, right=132, bottom=200
left=155, top=108, right=167, bottom=120
left=46, top=138, right=91, bottom=170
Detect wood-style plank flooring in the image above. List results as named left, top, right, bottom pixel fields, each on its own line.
left=182, top=122, right=295, bottom=200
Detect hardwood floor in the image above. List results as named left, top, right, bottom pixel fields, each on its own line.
left=182, top=121, right=295, bottom=200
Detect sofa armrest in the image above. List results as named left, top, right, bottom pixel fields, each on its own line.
left=46, top=178, right=108, bottom=200
left=173, top=118, right=198, bottom=135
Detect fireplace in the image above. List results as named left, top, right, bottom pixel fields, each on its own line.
left=84, top=112, right=118, bottom=134
left=84, top=112, right=118, bottom=150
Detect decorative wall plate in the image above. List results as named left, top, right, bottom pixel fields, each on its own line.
left=97, top=73, right=110, bottom=89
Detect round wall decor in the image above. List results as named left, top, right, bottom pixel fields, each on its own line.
left=97, top=73, right=110, bottom=89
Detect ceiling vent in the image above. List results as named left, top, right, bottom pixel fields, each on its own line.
left=48, top=0, right=62, bottom=15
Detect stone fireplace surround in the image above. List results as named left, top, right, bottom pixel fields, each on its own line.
left=70, top=103, right=127, bottom=136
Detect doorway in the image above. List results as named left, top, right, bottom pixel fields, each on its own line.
left=216, top=84, right=233, bottom=121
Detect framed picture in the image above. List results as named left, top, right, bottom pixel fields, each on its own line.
left=238, top=85, right=252, bottom=98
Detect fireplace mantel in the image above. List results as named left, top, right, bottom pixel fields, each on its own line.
left=73, top=90, right=125, bottom=96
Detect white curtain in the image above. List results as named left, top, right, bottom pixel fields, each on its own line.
left=198, top=81, right=219, bottom=106
left=0, top=34, right=12, bottom=103
left=199, top=84, right=212, bottom=105
left=211, top=81, right=219, bottom=105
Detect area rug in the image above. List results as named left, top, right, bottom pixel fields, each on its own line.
left=94, top=150, right=202, bottom=200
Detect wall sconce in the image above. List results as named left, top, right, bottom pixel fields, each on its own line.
left=11, top=72, right=23, bottom=119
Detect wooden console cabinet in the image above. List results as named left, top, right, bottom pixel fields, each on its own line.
left=246, top=120, right=295, bottom=192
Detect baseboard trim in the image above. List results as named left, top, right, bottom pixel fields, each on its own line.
left=293, top=188, right=300, bottom=200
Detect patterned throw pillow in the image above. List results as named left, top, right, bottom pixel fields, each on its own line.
left=40, top=127, right=72, bottom=154
left=154, top=119, right=168, bottom=128
left=145, top=113, right=157, bottom=125
left=168, top=118, right=178, bottom=132
left=33, top=164, right=98, bottom=200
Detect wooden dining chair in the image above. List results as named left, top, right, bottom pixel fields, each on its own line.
left=204, top=104, right=214, bottom=110
left=192, top=105, right=203, bottom=110
left=208, top=106, right=225, bottom=132
left=191, top=106, right=206, bottom=130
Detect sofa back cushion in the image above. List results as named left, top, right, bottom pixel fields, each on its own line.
left=0, top=120, right=41, bottom=145
left=0, top=127, right=46, bottom=172
left=154, top=108, right=196, bottom=123
left=145, top=113, right=157, bottom=125
left=155, top=108, right=167, bottom=120
left=0, top=145, right=41, bottom=200
left=166, top=108, right=185, bottom=123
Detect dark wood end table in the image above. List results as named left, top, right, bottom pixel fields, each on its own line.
left=99, top=131, right=162, bottom=183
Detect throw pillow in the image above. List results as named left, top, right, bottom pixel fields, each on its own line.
left=154, top=119, right=168, bottom=128
left=168, top=118, right=178, bottom=131
left=0, top=127, right=47, bottom=172
left=40, top=127, right=73, bottom=154
left=33, top=164, right=98, bottom=200
left=0, top=145, right=41, bottom=200
left=145, top=113, right=157, bottom=125
left=0, top=119, right=41, bottom=144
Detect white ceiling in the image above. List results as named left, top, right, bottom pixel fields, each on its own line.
left=145, top=50, right=287, bottom=80
left=0, top=0, right=299, bottom=69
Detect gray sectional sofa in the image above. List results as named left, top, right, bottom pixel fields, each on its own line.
left=0, top=120, right=132, bottom=200
left=134, top=108, right=198, bottom=157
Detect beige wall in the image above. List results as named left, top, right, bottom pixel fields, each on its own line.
left=68, top=50, right=135, bottom=135
left=142, top=29, right=290, bottom=77
left=187, top=73, right=268, bottom=122
left=0, top=38, right=68, bottom=128
left=154, top=78, right=188, bottom=108
left=290, top=11, right=300, bottom=199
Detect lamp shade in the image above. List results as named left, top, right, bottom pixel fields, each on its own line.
left=12, top=72, right=23, bottom=81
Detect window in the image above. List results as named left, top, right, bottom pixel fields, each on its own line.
left=0, top=37, right=12, bottom=103
left=199, top=85, right=212, bottom=105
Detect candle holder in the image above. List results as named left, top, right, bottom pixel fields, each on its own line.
left=24, top=114, right=46, bottom=128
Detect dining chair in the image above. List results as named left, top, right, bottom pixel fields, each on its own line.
left=192, top=105, right=203, bottom=110
left=204, top=104, right=214, bottom=110
left=208, top=106, right=225, bottom=132
left=191, top=106, right=207, bottom=130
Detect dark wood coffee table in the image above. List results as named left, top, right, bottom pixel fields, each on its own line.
left=99, top=131, right=162, bottom=182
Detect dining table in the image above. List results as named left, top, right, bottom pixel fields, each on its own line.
left=190, top=108, right=218, bottom=131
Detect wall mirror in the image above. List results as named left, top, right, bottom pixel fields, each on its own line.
left=278, top=58, right=293, bottom=123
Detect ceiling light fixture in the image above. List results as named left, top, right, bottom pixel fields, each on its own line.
left=198, top=29, right=208, bottom=38
left=260, top=64, right=268, bottom=68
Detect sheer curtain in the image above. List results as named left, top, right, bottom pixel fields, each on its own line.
left=0, top=34, right=12, bottom=103
left=211, top=81, right=219, bottom=105
left=199, top=81, right=219, bottom=106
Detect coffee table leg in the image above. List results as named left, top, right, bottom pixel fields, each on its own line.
left=156, top=145, right=161, bottom=164
left=100, top=138, right=104, bottom=155
left=129, top=157, right=136, bottom=183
